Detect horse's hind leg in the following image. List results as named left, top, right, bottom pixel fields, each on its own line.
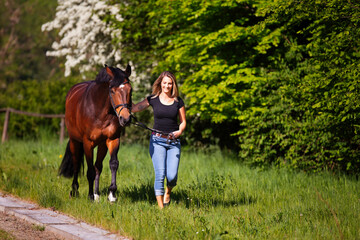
left=83, top=140, right=96, bottom=201
left=69, top=139, right=83, bottom=198
left=106, top=138, right=120, bottom=203
left=94, top=142, right=108, bottom=201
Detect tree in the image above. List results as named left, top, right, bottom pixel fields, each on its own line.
left=0, top=0, right=60, bottom=86
left=148, top=0, right=269, bottom=146
left=240, top=0, right=360, bottom=173
left=41, top=0, right=123, bottom=76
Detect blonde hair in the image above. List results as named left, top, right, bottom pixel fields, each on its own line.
left=152, top=71, right=179, bottom=100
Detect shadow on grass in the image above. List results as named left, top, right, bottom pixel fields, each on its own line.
left=120, top=182, right=156, bottom=203
left=119, top=181, right=257, bottom=207
left=172, top=190, right=257, bottom=208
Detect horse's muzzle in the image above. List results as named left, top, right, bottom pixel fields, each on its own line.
left=119, top=115, right=131, bottom=127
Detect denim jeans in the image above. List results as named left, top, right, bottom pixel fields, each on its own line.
left=149, top=134, right=181, bottom=196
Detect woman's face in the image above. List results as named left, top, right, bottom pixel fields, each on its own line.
left=161, top=76, right=173, bottom=94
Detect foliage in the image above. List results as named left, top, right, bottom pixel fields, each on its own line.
left=111, top=0, right=360, bottom=173
left=0, top=139, right=360, bottom=239
left=0, top=74, right=80, bottom=138
left=0, top=0, right=61, bottom=85
left=111, top=0, right=161, bottom=83
left=0, top=0, right=71, bottom=138
left=238, top=0, right=360, bottom=174
left=41, top=0, right=123, bottom=77
left=112, top=0, right=262, bottom=148
left=153, top=0, right=267, bottom=122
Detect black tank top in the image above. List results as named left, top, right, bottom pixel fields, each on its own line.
left=147, top=95, right=184, bottom=133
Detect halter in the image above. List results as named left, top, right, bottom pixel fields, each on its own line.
left=109, top=81, right=131, bottom=118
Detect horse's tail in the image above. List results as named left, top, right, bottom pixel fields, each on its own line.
left=59, top=141, right=84, bottom=178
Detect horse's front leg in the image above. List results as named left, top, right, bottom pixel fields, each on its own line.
left=94, top=142, right=108, bottom=202
left=83, top=140, right=95, bottom=201
left=106, top=138, right=120, bottom=203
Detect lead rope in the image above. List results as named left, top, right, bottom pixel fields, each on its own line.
left=130, top=114, right=176, bottom=144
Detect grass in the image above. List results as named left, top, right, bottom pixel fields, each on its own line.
left=31, top=224, right=45, bottom=232
left=0, top=137, right=359, bottom=239
left=0, top=229, right=15, bottom=240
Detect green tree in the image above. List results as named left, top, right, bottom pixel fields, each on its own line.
left=113, top=0, right=268, bottom=148
left=113, top=0, right=360, bottom=173
left=0, top=0, right=74, bottom=138
left=240, top=0, right=360, bottom=173
left=0, top=0, right=61, bottom=86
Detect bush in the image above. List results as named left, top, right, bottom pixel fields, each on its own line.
left=0, top=74, right=80, bottom=139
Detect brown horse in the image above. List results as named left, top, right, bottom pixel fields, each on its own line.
left=59, top=64, right=132, bottom=202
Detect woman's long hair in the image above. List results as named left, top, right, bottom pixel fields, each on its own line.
left=151, top=71, right=179, bottom=100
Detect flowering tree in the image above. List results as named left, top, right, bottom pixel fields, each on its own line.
left=41, top=0, right=123, bottom=76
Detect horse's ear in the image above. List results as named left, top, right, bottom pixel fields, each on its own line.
left=125, top=64, right=131, bottom=77
left=105, top=65, right=114, bottom=79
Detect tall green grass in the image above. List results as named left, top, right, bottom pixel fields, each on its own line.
left=0, top=137, right=359, bottom=239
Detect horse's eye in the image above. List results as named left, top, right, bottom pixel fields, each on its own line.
left=110, top=89, right=115, bottom=94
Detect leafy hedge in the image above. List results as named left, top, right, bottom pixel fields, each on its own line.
left=0, top=75, right=80, bottom=138
left=238, top=0, right=360, bottom=174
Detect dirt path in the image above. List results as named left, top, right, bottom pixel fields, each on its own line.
left=0, top=211, right=65, bottom=240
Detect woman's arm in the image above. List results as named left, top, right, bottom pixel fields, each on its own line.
left=132, top=98, right=150, bottom=113
left=173, top=106, right=186, bottom=138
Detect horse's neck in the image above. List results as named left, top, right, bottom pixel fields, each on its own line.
left=85, top=82, right=111, bottom=110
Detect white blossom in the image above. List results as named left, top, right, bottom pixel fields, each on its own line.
left=42, top=0, right=123, bottom=77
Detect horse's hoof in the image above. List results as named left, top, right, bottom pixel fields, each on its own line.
left=69, top=190, right=79, bottom=198
left=94, top=194, right=100, bottom=202
left=88, top=194, right=95, bottom=201
left=108, top=192, right=117, bottom=203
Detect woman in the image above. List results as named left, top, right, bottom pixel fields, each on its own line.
left=132, top=71, right=186, bottom=208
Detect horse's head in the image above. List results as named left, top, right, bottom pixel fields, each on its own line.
left=101, top=64, right=132, bottom=127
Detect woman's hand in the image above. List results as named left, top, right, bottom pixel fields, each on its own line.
left=172, top=106, right=186, bottom=139
left=173, top=107, right=186, bottom=138
left=171, top=130, right=182, bottom=139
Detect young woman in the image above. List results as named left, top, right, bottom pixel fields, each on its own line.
left=132, top=71, right=186, bottom=208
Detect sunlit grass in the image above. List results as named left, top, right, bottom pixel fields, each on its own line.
left=0, top=137, right=359, bottom=239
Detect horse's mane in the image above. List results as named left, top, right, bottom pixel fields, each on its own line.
left=95, top=66, right=128, bottom=87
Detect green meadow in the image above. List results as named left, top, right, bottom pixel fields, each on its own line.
left=0, top=137, right=359, bottom=240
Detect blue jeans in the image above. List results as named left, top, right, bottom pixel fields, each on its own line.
left=149, top=134, right=181, bottom=196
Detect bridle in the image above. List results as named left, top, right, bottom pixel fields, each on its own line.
left=109, top=80, right=132, bottom=118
